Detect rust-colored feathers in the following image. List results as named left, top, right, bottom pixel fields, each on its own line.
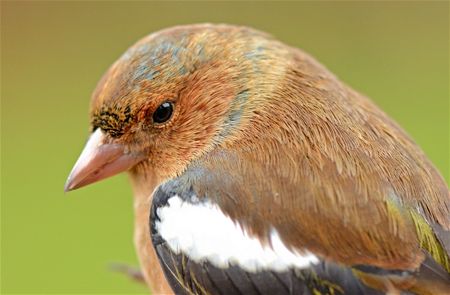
left=71, top=24, right=449, bottom=294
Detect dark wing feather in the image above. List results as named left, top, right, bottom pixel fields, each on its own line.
left=152, top=236, right=384, bottom=295
left=150, top=180, right=384, bottom=295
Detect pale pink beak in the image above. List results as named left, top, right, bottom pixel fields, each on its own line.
left=64, top=129, right=145, bottom=192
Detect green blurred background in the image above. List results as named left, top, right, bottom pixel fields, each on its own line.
left=1, top=1, right=448, bottom=294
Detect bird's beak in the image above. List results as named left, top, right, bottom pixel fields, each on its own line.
left=64, top=128, right=145, bottom=192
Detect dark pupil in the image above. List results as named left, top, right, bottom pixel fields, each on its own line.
left=153, top=102, right=173, bottom=123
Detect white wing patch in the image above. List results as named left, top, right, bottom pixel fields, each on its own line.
left=155, top=196, right=319, bottom=272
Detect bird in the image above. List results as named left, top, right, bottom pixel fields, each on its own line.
left=65, top=24, right=450, bottom=294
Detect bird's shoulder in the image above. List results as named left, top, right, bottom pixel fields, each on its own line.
left=149, top=158, right=450, bottom=293
left=150, top=178, right=384, bottom=295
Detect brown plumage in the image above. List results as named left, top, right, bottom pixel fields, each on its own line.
left=66, top=24, right=450, bottom=294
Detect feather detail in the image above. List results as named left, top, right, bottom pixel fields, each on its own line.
left=77, top=24, right=450, bottom=293
left=154, top=195, right=319, bottom=272
left=410, top=211, right=450, bottom=272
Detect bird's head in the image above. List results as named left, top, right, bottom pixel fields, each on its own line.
left=65, top=24, right=288, bottom=191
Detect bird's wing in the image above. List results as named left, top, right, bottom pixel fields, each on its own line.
left=150, top=147, right=450, bottom=293
left=150, top=180, right=384, bottom=295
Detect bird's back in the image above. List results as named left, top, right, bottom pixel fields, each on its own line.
left=147, top=27, right=450, bottom=294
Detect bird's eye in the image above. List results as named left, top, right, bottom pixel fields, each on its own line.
left=153, top=101, right=174, bottom=124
